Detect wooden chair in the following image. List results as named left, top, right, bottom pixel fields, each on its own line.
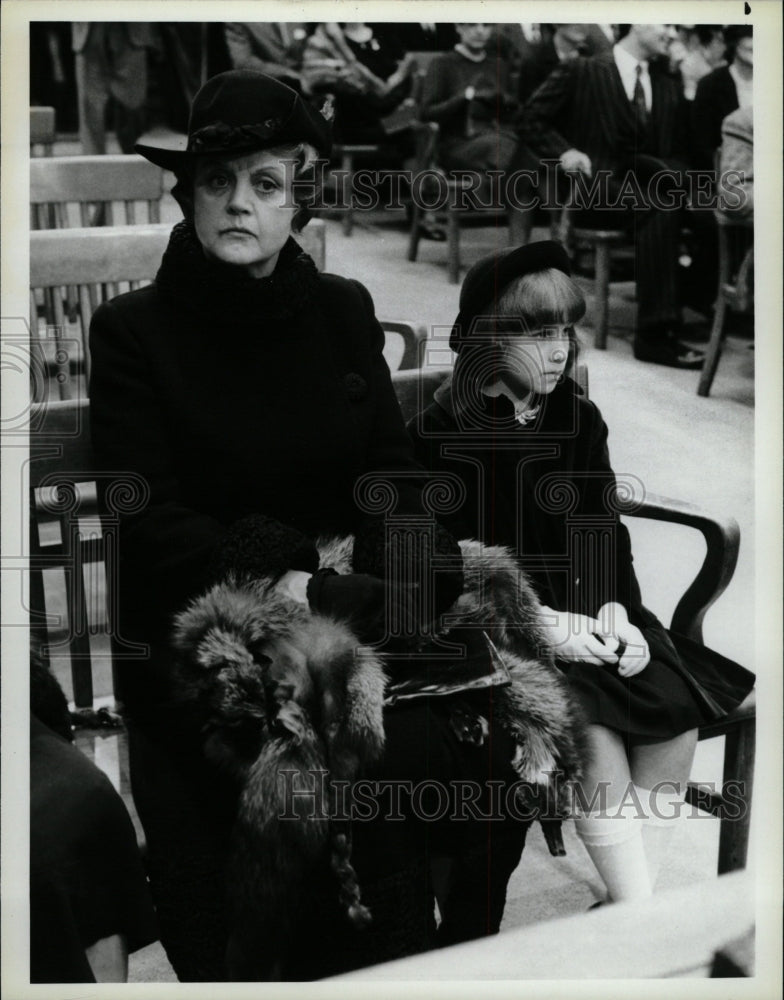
left=549, top=204, right=628, bottom=350
left=30, top=224, right=172, bottom=401
left=333, top=143, right=381, bottom=236
left=331, top=52, right=441, bottom=238
left=30, top=154, right=165, bottom=230
left=30, top=106, right=56, bottom=156
left=569, top=220, right=628, bottom=350
left=29, top=396, right=144, bottom=842
left=29, top=219, right=327, bottom=401
left=697, top=213, right=754, bottom=397
left=406, top=122, right=532, bottom=284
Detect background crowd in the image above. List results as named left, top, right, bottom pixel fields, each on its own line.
left=31, top=20, right=754, bottom=370
left=30, top=21, right=752, bottom=162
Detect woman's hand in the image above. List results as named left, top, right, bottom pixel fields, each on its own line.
left=275, top=570, right=312, bottom=605
left=539, top=606, right=622, bottom=666
left=596, top=603, right=650, bottom=677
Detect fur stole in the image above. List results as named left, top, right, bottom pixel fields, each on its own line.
left=171, top=538, right=587, bottom=973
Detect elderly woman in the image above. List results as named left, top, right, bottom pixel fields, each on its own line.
left=89, top=72, right=583, bottom=981
left=407, top=242, right=755, bottom=907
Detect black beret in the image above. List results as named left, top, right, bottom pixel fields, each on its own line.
left=449, top=241, right=572, bottom=354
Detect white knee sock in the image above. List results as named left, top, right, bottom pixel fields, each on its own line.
left=634, top=783, right=685, bottom=890
left=573, top=809, right=653, bottom=903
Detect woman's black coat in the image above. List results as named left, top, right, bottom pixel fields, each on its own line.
left=89, top=227, right=424, bottom=715
left=88, top=227, right=531, bottom=978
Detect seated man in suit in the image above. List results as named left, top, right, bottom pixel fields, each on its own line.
left=504, top=23, right=612, bottom=102
left=519, top=24, right=704, bottom=369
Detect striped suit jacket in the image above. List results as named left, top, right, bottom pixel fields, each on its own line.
left=519, top=51, right=689, bottom=178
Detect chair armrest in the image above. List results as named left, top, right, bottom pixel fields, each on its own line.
left=379, top=320, right=427, bottom=371
left=696, top=688, right=756, bottom=740
left=625, top=492, right=740, bottom=643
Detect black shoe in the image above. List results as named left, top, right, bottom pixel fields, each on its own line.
left=679, top=321, right=712, bottom=344
left=633, top=339, right=705, bottom=370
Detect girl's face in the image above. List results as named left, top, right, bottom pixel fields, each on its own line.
left=193, top=150, right=297, bottom=278
left=497, top=323, right=572, bottom=398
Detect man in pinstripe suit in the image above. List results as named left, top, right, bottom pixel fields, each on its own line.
left=520, top=25, right=705, bottom=369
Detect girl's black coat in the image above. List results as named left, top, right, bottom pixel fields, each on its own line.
left=408, top=377, right=641, bottom=619
left=407, top=376, right=755, bottom=727
left=89, top=229, right=423, bottom=715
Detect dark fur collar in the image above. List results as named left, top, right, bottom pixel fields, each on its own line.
left=155, top=220, right=319, bottom=322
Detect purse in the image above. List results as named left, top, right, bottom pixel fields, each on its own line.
left=384, top=630, right=511, bottom=706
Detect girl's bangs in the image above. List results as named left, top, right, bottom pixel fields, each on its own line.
left=497, top=268, right=587, bottom=332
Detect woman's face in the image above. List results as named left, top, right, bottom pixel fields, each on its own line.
left=192, top=150, right=298, bottom=278
left=497, top=324, right=573, bottom=398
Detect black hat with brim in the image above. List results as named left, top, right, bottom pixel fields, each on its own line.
left=449, top=241, right=573, bottom=353
left=135, top=69, right=333, bottom=172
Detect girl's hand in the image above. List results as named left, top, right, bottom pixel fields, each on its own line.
left=539, top=606, right=622, bottom=666
left=596, top=603, right=651, bottom=677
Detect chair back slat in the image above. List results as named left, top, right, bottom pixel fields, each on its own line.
left=30, top=155, right=165, bottom=210
left=31, top=224, right=171, bottom=287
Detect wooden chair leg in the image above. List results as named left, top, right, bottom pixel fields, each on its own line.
left=698, top=292, right=728, bottom=397
left=341, top=150, right=354, bottom=237
left=447, top=209, right=461, bottom=284
left=594, top=240, right=611, bottom=349
left=717, top=718, right=755, bottom=874
left=407, top=199, right=422, bottom=262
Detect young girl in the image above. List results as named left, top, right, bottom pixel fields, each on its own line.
left=407, top=241, right=755, bottom=904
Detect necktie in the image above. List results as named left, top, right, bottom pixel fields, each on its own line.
left=633, top=63, right=648, bottom=128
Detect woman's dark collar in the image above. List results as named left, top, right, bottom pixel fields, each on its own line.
left=155, top=220, right=319, bottom=322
